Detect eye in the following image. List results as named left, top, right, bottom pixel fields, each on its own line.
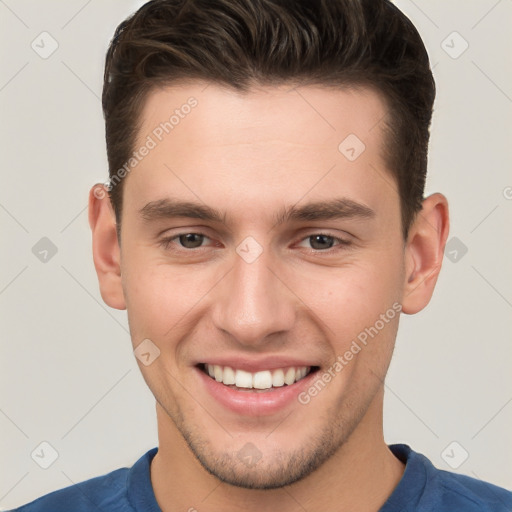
left=297, top=233, right=351, bottom=251
left=159, top=231, right=351, bottom=253
left=160, top=232, right=212, bottom=250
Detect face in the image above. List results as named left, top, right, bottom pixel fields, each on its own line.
left=115, top=83, right=408, bottom=488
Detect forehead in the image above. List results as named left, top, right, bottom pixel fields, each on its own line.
left=124, top=82, right=398, bottom=228
left=137, top=82, right=389, bottom=153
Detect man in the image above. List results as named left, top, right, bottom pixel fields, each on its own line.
left=12, top=0, right=512, bottom=510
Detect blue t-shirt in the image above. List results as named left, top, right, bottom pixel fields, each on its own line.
left=10, top=444, right=512, bottom=511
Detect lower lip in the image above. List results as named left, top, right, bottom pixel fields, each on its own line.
left=196, top=366, right=318, bottom=416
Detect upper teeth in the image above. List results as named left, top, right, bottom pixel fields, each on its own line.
left=205, top=364, right=311, bottom=389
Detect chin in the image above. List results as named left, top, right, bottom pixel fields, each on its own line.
left=179, top=420, right=347, bottom=490
left=193, top=449, right=324, bottom=490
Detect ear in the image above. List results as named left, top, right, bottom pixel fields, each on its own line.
left=401, top=193, right=450, bottom=315
left=88, top=184, right=126, bottom=310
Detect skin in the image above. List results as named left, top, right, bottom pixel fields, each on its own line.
left=89, top=82, right=449, bottom=512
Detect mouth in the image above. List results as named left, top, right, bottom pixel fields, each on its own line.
left=198, top=363, right=320, bottom=392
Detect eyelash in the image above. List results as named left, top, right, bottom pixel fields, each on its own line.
left=159, top=232, right=352, bottom=253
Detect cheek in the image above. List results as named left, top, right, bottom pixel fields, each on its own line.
left=121, top=250, right=216, bottom=344
left=293, top=254, right=403, bottom=345
left=308, top=266, right=401, bottom=398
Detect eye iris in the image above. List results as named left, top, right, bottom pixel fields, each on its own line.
left=179, top=233, right=204, bottom=248
left=310, top=234, right=334, bottom=250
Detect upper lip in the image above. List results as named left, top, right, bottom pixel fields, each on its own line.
left=197, top=355, right=319, bottom=373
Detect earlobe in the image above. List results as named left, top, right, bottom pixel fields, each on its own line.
left=401, top=193, right=450, bottom=315
left=88, top=184, right=126, bottom=310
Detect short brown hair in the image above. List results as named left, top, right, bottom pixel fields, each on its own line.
left=102, top=0, right=435, bottom=239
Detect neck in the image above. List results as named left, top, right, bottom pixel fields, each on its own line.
left=151, top=390, right=404, bottom=512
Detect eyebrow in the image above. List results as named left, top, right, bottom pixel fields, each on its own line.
left=139, top=197, right=375, bottom=226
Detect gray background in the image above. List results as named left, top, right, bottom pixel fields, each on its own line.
left=1, top=0, right=511, bottom=508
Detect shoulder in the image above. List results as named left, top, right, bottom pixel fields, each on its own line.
left=430, top=466, right=512, bottom=511
left=391, top=444, right=512, bottom=512
left=9, top=448, right=159, bottom=512
left=10, top=467, right=131, bottom=512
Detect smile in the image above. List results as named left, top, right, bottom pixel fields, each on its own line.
left=201, top=363, right=317, bottom=391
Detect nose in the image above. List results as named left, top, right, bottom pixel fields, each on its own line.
left=211, top=246, right=296, bottom=347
